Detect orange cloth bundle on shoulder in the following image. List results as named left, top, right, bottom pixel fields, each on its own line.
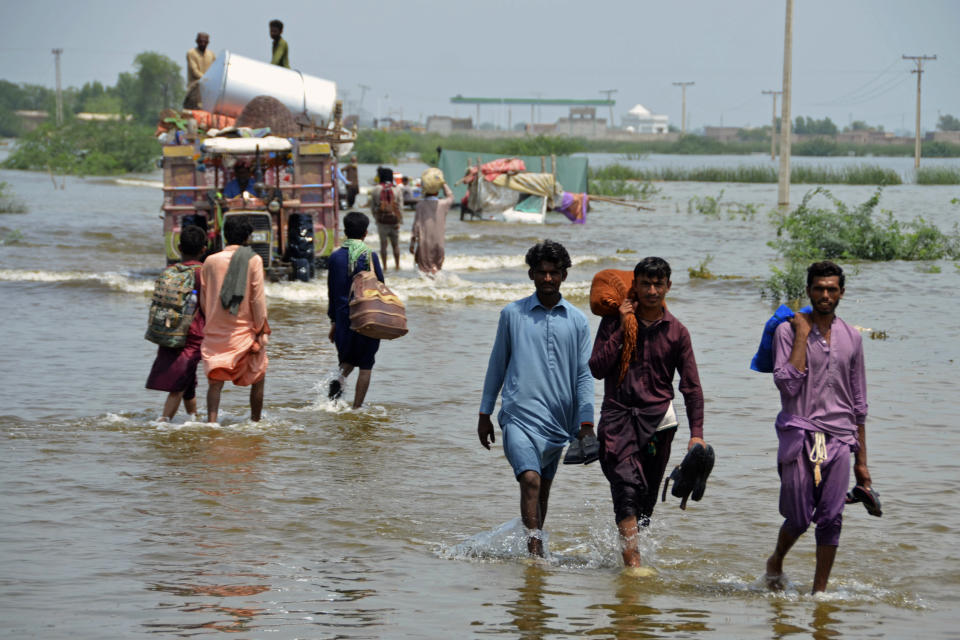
left=590, top=270, right=637, bottom=385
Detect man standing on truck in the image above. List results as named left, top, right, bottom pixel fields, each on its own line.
left=183, top=32, right=215, bottom=110
left=269, top=19, right=290, bottom=68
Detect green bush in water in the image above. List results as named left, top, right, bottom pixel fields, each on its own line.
left=769, top=187, right=960, bottom=261
left=0, top=181, right=27, bottom=213
left=2, top=119, right=157, bottom=175
left=688, top=190, right=724, bottom=216
left=763, top=260, right=808, bottom=307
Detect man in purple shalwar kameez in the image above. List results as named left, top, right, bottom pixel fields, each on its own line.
left=765, top=260, right=874, bottom=593
left=589, top=257, right=705, bottom=568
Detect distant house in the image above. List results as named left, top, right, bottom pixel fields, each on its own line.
left=928, top=130, right=960, bottom=144
left=621, top=104, right=668, bottom=134
left=836, top=129, right=894, bottom=145
left=426, top=115, right=473, bottom=135
left=704, top=126, right=740, bottom=142
left=14, top=110, right=48, bottom=132
left=556, top=107, right=607, bottom=137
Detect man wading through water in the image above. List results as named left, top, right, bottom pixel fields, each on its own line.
left=589, top=257, right=705, bottom=569
left=478, top=240, right=595, bottom=556
left=766, top=260, right=875, bottom=593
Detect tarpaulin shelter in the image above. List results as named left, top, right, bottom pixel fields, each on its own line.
left=438, top=150, right=588, bottom=202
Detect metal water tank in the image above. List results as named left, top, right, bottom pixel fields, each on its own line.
left=199, top=50, right=337, bottom=124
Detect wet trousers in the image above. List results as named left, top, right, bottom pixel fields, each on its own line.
left=777, top=428, right=852, bottom=546
left=604, top=428, right=676, bottom=525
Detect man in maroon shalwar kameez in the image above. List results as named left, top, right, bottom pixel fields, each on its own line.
left=589, top=257, right=705, bottom=568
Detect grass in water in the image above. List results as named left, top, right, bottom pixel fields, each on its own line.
left=590, top=163, right=903, bottom=185
left=0, top=182, right=27, bottom=214
left=686, top=191, right=760, bottom=220
left=688, top=190, right=724, bottom=216
left=1, top=229, right=24, bottom=245
left=916, top=167, right=960, bottom=185
left=688, top=255, right=716, bottom=279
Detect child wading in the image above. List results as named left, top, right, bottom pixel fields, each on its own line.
left=145, top=225, right=207, bottom=420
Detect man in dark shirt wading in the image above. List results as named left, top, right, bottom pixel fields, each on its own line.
left=589, top=257, right=705, bottom=569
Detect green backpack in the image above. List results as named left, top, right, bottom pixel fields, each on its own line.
left=145, top=264, right=198, bottom=348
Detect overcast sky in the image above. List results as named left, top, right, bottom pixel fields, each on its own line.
left=1, top=0, right=957, bottom=134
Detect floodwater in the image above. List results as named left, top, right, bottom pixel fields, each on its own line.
left=1, top=154, right=959, bottom=638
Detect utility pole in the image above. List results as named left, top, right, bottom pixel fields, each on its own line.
left=599, top=89, right=617, bottom=128
left=357, top=84, right=370, bottom=121
left=52, top=48, right=63, bottom=126
left=762, top=90, right=782, bottom=160
left=903, top=54, right=936, bottom=169
left=672, top=82, right=694, bottom=133
left=777, top=0, right=793, bottom=207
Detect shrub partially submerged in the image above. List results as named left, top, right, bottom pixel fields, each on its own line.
left=2, top=120, right=157, bottom=175
left=763, top=188, right=959, bottom=305
left=769, top=187, right=960, bottom=261
left=0, top=182, right=27, bottom=213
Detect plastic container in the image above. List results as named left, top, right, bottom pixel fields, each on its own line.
left=183, top=290, right=198, bottom=317
left=199, top=50, right=337, bottom=124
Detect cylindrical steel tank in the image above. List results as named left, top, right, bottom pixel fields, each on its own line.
left=199, top=50, right=337, bottom=124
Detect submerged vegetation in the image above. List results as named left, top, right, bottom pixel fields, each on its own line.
left=355, top=131, right=960, bottom=166
left=915, top=166, right=960, bottom=185
left=769, top=188, right=960, bottom=262
left=686, top=190, right=760, bottom=220
left=591, top=163, right=903, bottom=185
left=0, top=182, right=27, bottom=213
left=687, top=190, right=724, bottom=216
left=2, top=120, right=158, bottom=175
left=688, top=255, right=717, bottom=279
left=763, top=261, right=808, bottom=307
left=354, top=132, right=587, bottom=165
left=763, top=188, right=960, bottom=304
left=589, top=178, right=661, bottom=199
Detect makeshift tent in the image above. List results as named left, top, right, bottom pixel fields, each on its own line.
left=438, top=150, right=588, bottom=202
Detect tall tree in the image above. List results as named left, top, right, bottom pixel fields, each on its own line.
left=937, top=114, right=960, bottom=131
left=117, top=52, right=184, bottom=123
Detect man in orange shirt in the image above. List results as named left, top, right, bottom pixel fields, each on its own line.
left=200, top=218, right=270, bottom=423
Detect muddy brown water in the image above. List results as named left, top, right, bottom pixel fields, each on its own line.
left=1, top=156, right=958, bottom=638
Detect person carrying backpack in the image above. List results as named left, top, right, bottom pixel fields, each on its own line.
left=145, top=225, right=208, bottom=421
left=369, top=166, right=404, bottom=272
left=326, top=211, right=386, bottom=409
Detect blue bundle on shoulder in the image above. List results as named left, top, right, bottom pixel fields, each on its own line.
left=750, top=304, right=812, bottom=373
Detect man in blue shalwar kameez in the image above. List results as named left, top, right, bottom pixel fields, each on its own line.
left=478, top=240, right=595, bottom=556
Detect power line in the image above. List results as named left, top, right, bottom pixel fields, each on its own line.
left=813, top=58, right=902, bottom=105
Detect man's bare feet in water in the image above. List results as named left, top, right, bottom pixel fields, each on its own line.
left=765, top=554, right=786, bottom=590
left=528, top=535, right=544, bottom=557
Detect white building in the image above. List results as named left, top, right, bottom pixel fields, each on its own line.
left=621, top=104, right=669, bottom=134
